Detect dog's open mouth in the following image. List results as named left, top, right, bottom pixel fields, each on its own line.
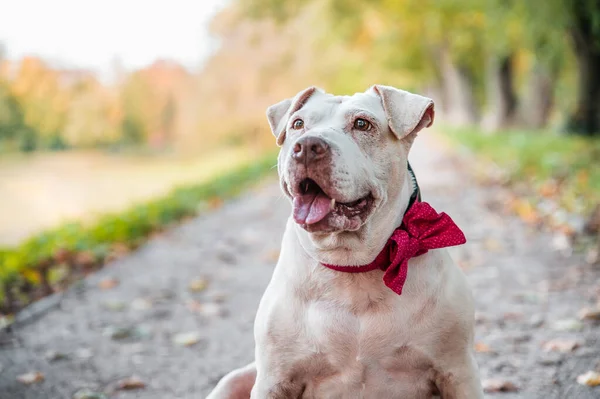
left=292, top=178, right=374, bottom=230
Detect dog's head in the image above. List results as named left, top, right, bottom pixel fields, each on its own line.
left=267, top=85, right=434, bottom=259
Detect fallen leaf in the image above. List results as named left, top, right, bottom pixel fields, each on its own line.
left=577, top=371, right=600, bottom=387
left=208, top=197, right=223, bottom=210
left=73, top=389, right=108, bottom=399
left=131, top=298, right=153, bottom=311
left=173, top=332, right=201, bottom=347
left=483, top=238, right=503, bottom=252
left=482, top=378, right=518, bottom=393
left=117, top=376, right=146, bottom=390
left=474, top=343, right=493, bottom=353
left=539, top=180, right=559, bottom=198
left=200, top=302, right=226, bottom=317
left=579, top=307, right=600, bottom=321
left=542, top=339, right=581, bottom=353
left=102, top=300, right=126, bottom=311
left=188, top=277, right=209, bottom=293
left=103, top=326, right=132, bottom=340
left=513, top=199, right=538, bottom=224
left=17, top=372, right=45, bottom=385
left=551, top=319, right=584, bottom=332
left=98, top=278, right=119, bottom=290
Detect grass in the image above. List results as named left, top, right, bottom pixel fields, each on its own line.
left=445, top=127, right=600, bottom=218
left=0, top=150, right=279, bottom=315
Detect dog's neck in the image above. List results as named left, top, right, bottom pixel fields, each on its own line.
left=294, top=168, right=414, bottom=266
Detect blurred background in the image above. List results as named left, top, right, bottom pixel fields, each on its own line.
left=0, top=0, right=599, bottom=349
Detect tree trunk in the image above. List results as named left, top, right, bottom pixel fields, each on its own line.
left=520, top=61, right=554, bottom=129
left=481, top=54, right=518, bottom=132
left=439, top=48, right=479, bottom=126
left=566, top=4, right=600, bottom=136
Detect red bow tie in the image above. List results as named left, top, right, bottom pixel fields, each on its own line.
left=322, top=201, right=466, bottom=295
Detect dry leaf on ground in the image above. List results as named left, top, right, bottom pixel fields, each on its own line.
left=173, top=332, right=201, bottom=347
left=542, top=339, right=581, bottom=353
left=17, top=372, right=45, bottom=385
left=131, top=298, right=153, bottom=311
left=579, top=307, right=600, bottom=321
left=117, top=376, right=146, bottom=390
left=482, top=378, right=519, bottom=393
left=188, top=277, right=209, bottom=292
left=551, top=319, right=584, bottom=332
left=73, top=389, right=108, bottom=399
left=577, top=371, right=600, bottom=387
left=483, top=238, right=503, bottom=252
left=98, top=277, right=119, bottom=290
left=474, top=342, right=494, bottom=353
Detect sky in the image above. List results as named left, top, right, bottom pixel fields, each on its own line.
left=0, top=0, right=228, bottom=79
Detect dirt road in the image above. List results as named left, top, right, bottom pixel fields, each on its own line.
left=1, top=135, right=599, bottom=398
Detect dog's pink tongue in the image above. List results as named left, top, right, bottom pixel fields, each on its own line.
left=293, top=192, right=332, bottom=225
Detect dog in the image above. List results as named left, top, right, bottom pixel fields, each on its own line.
left=207, top=85, right=483, bottom=398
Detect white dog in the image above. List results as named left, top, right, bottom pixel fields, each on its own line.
left=207, top=85, right=483, bottom=399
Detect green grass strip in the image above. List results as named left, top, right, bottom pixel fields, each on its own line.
left=0, top=150, right=279, bottom=313
left=444, top=127, right=600, bottom=213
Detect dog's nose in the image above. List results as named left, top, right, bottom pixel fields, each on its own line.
left=292, top=136, right=330, bottom=163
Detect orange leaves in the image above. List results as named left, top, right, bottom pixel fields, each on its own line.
left=509, top=198, right=539, bottom=224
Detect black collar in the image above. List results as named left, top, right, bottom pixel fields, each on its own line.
left=407, top=161, right=421, bottom=210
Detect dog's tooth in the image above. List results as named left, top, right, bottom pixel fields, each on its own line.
left=330, top=199, right=336, bottom=210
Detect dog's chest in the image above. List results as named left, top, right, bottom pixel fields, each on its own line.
left=296, top=298, right=436, bottom=398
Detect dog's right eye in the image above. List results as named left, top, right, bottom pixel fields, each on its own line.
left=292, top=119, right=304, bottom=130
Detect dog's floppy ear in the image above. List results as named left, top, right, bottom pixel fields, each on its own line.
left=266, top=86, right=319, bottom=146
left=371, top=85, right=435, bottom=140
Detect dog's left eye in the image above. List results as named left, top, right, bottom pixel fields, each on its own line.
left=354, top=118, right=372, bottom=131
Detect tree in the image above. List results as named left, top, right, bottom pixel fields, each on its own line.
left=566, top=0, right=600, bottom=135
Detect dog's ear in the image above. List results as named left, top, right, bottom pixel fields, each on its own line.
left=371, top=85, right=435, bottom=140
left=266, top=86, right=319, bottom=146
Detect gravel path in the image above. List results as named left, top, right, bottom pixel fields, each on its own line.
left=1, top=135, right=599, bottom=399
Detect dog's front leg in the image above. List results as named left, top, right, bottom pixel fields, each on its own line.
left=206, top=362, right=256, bottom=399
left=435, top=351, right=483, bottom=399
left=250, top=372, right=306, bottom=399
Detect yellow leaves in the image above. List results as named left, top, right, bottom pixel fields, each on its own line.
left=188, top=277, right=209, bottom=293
left=21, top=269, right=41, bottom=284
left=510, top=198, right=539, bottom=224
left=577, top=371, right=600, bottom=387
